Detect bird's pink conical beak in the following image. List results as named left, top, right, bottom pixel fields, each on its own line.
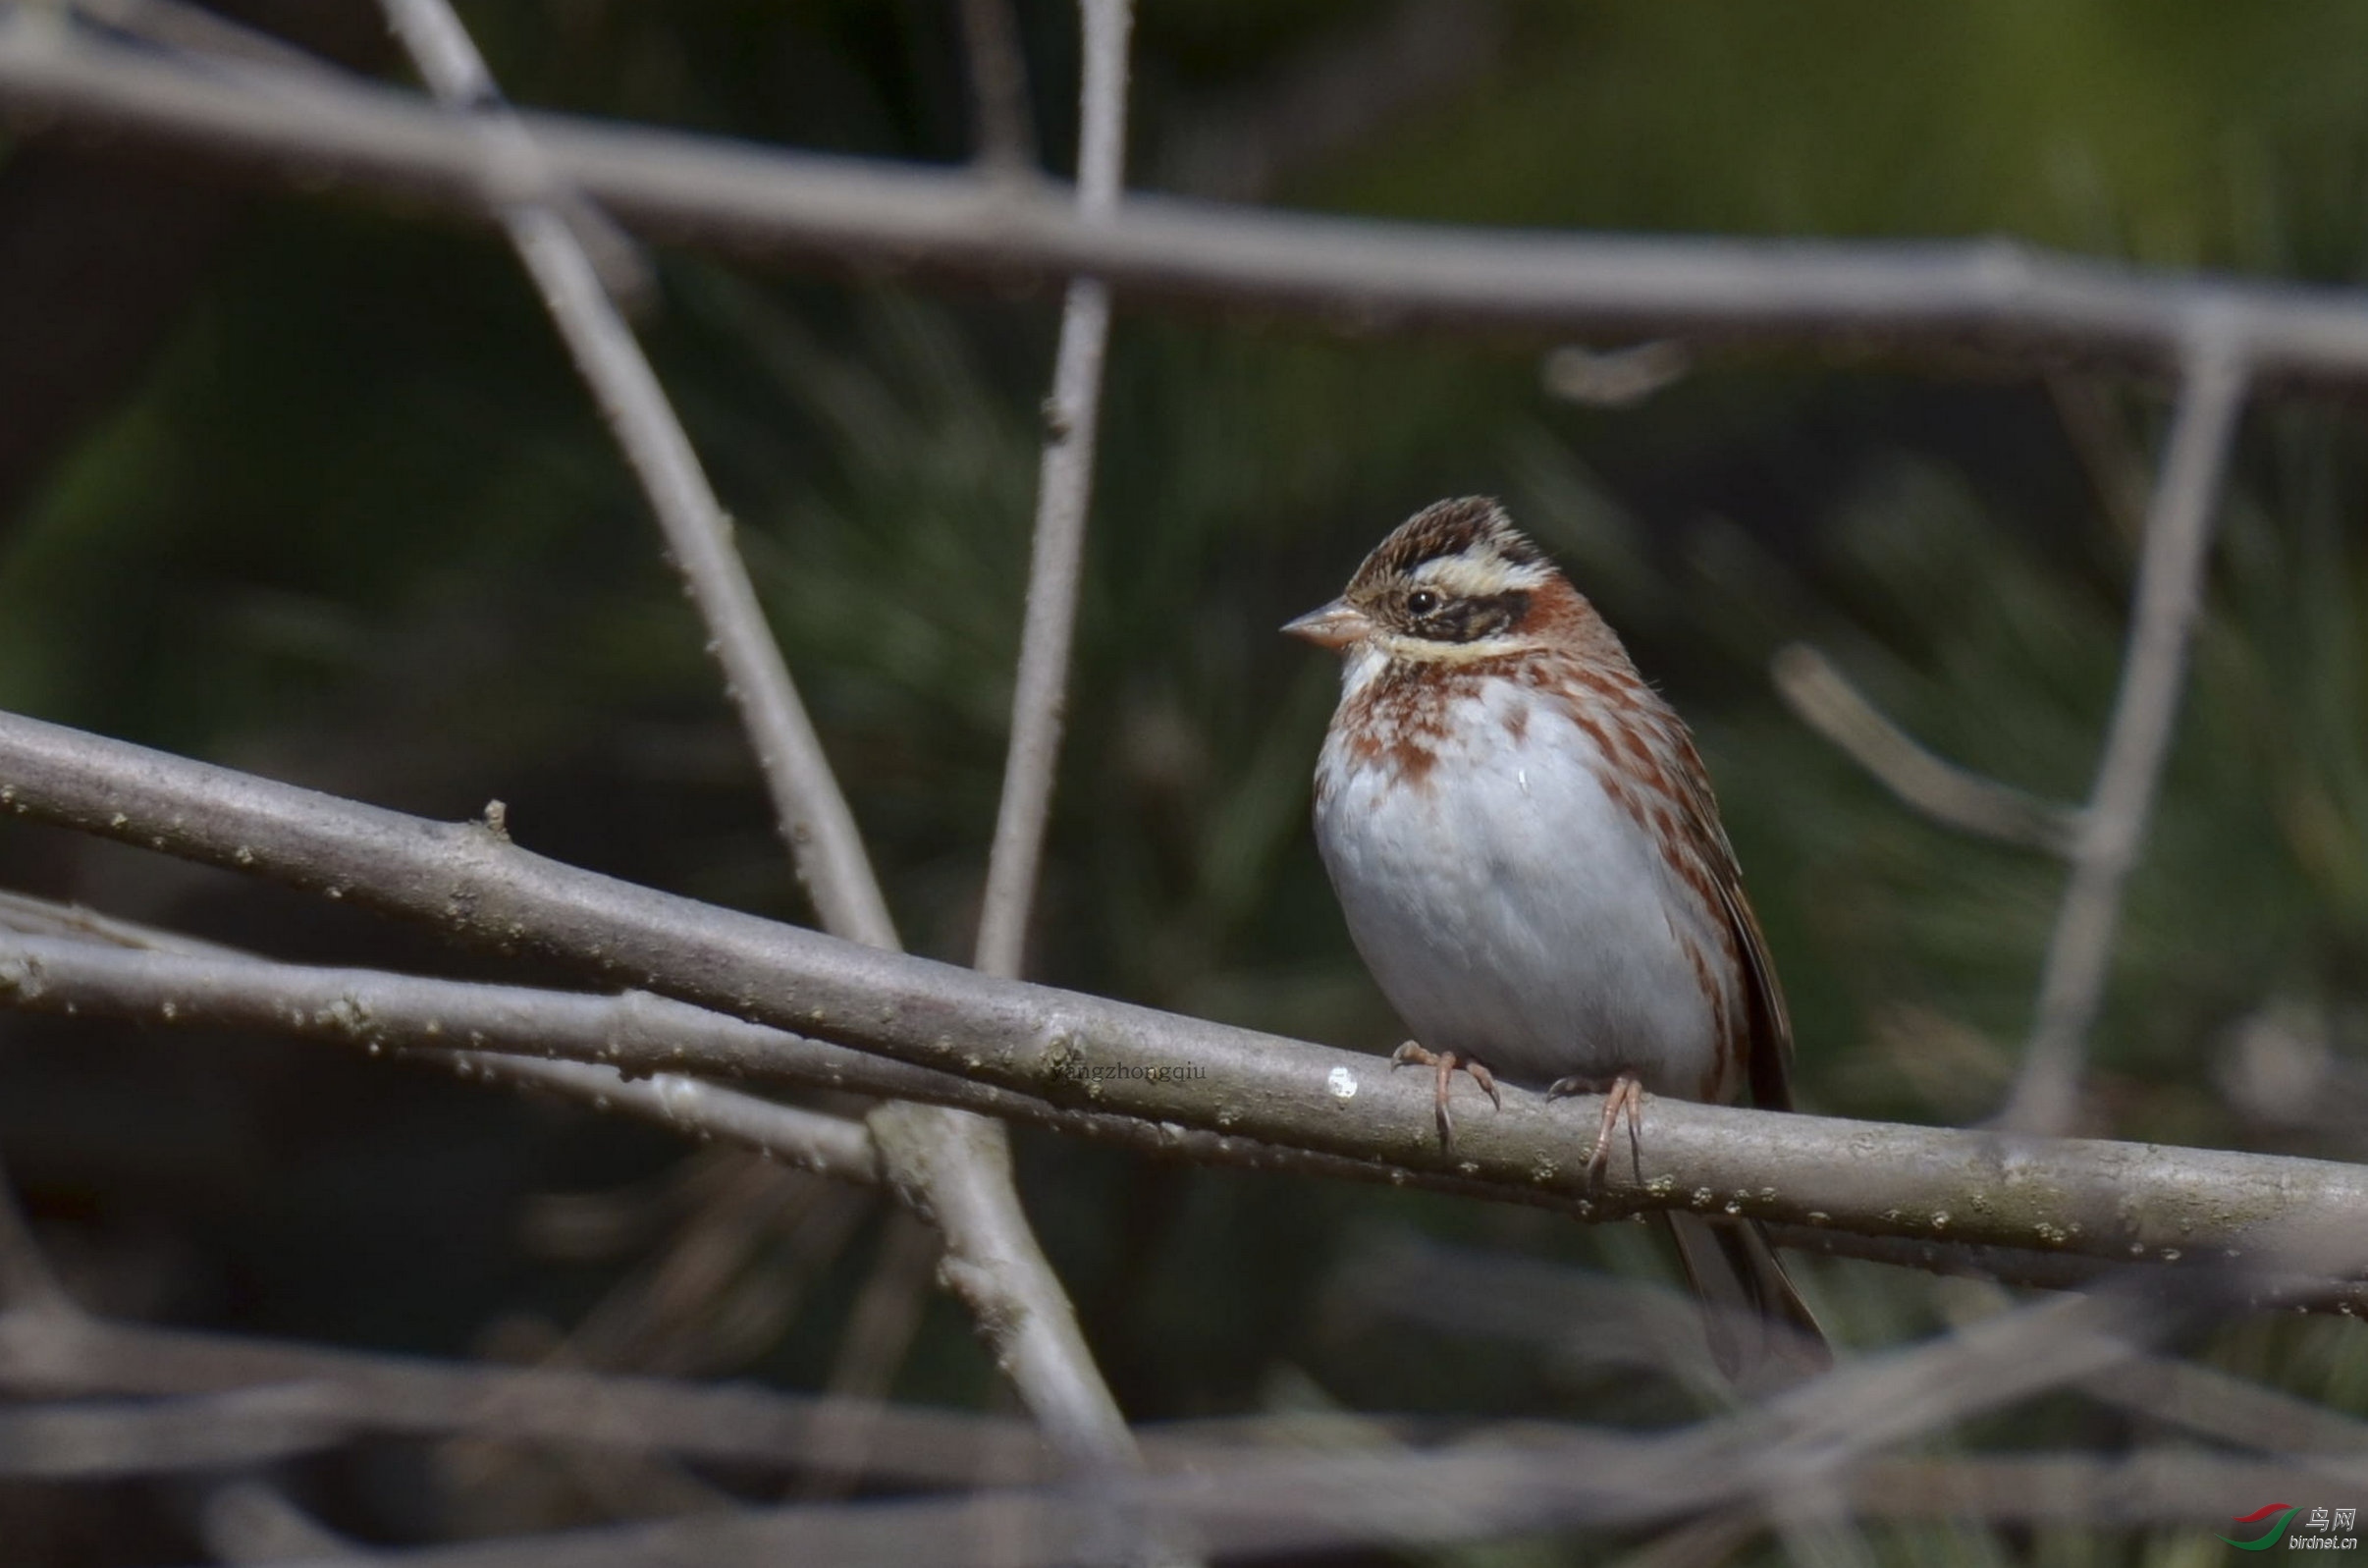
left=1282, top=600, right=1372, bottom=651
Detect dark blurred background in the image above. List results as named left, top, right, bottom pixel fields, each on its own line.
left=5, top=1, right=2368, bottom=1560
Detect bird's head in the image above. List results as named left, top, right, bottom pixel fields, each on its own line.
left=1283, top=497, right=1568, bottom=665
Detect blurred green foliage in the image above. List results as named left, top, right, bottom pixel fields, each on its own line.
left=5, top=1, right=2368, bottom=1559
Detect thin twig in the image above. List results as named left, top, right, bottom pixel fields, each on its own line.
left=2048, top=372, right=2154, bottom=544
left=74, top=0, right=335, bottom=78
left=0, top=1308, right=1047, bottom=1485
left=1354, top=1235, right=2368, bottom=1467
left=793, top=1209, right=941, bottom=1499
left=0, top=1383, right=352, bottom=1477
left=954, top=0, right=1038, bottom=175
left=201, top=1481, right=374, bottom=1565
left=1771, top=643, right=2082, bottom=854
left=12, top=30, right=2368, bottom=384
left=2003, top=331, right=2251, bottom=1133
left=0, top=1134, right=70, bottom=1316
left=462, top=1054, right=881, bottom=1186
left=974, top=0, right=1133, bottom=980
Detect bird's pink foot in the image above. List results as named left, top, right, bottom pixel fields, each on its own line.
left=1390, top=1041, right=1501, bottom=1152
left=1547, top=1070, right=1646, bottom=1189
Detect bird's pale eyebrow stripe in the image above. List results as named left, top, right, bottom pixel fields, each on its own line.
left=1407, top=555, right=1550, bottom=596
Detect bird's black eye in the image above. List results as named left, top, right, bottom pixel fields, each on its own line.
left=1406, top=588, right=1440, bottom=617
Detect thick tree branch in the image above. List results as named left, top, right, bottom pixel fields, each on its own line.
left=4, top=708, right=2367, bottom=1287
left=1, top=926, right=2347, bottom=1308
left=0, top=920, right=1582, bottom=1220
left=9, top=28, right=2368, bottom=385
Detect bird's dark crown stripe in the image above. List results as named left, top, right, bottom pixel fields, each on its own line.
left=1367, top=497, right=1543, bottom=582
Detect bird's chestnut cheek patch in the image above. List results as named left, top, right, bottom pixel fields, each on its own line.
left=1413, top=589, right=1531, bottom=644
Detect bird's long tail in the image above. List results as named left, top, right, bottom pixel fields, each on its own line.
left=1664, top=1211, right=1831, bottom=1389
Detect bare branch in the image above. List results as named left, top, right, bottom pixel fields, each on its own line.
left=1771, top=643, right=2081, bottom=854
left=100, top=1452, right=2358, bottom=1567
left=463, top=1054, right=881, bottom=1186
left=75, top=0, right=337, bottom=79
left=378, top=0, right=650, bottom=305
left=954, top=0, right=1038, bottom=175
left=792, top=1209, right=939, bottom=1499
left=372, top=0, right=1141, bottom=1481
left=2081, top=1355, right=2368, bottom=1456
left=0, top=885, right=242, bottom=955
left=974, top=0, right=1133, bottom=980
left=37, top=1293, right=2321, bottom=1564
left=0, top=1309, right=1045, bottom=1486
left=2004, top=332, right=2251, bottom=1133
left=374, top=0, right=889, bottom=949
left=2, top=923, right=2354, bottom=1310
left=4, top=713, right=2367, bottom=1290
left=0, top=1283, right=2342, bottom=1559
left=1353, top=1235, right=2368, bottom=1467
left=1758, top=1220, right=2368, bottom=1312
left=0, top=1133, right=70, bottom=1315
left=11, top=29, right=2368, bottom=384
left=0, top=1384, right=350, bottom=1477
left=201, top=1481, right=372, bottom=1565
left=0, top=1305, right=1620, bottom=1489
left=0, top=926, right=1593, bottom=1228
left=1542, top=340, right=1693, bottom=406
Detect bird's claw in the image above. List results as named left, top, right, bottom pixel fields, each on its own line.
left=1548, top=1071, right=1647, bottom=1191
left=1390, top=1041, right=1500, bottom=1154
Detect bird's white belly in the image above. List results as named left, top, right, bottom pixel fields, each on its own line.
left=1315, top=679, right=1721, bottom=1095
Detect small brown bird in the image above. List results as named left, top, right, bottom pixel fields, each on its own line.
left=1286, top=497, right=1829, bottom=1384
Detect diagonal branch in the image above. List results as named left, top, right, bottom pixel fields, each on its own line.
left=376, top=0, right=888, bottom=946
left=471, top=1054, right=883, bottom=1186
left=2003, top=331, right=2251, bottom=1133
left=6, top=708, right=2368, bottom=1290
left=974, top=0, right=1133, bottom=980
left=1771, top=643, right=2082, bottom=855
left=370, top=0, right=1140, bottom=1485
